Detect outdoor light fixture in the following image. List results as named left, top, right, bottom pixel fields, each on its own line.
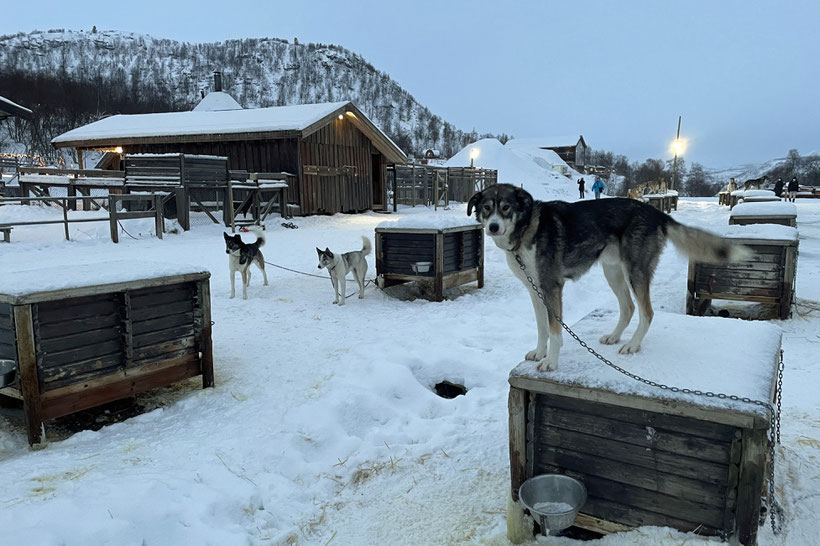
left=114, top=146, right=123, bottom=154
left=338, top=114, right=344, bottom=120
left=671, top=138, right=685, bottom=156
left=670, top=115, right=684, bottom=191
left=470, top=147, right=479, bottom=168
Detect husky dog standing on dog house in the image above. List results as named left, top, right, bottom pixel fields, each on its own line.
left=468, top=184, right=749, bottom=371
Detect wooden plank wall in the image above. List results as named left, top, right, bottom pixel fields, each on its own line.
left=381, top=233, right=436, bottom=277
left=530, top=393, right=738, bottom=536
left=443, top=230, right=481, bottom=273
left=692, top=243, right=787, bottom=303
left=127, top=140, right=301, bottom=207
left=0, top=302, right=17, bottom=366
left=300, top=118, right=375, bottom=215
left=32, top=282, right=201, bottom=392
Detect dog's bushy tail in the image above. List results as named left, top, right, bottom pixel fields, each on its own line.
left=666, top=221, right=750, bottom=263
left=248, top=226, right=265, bottom=247
left=361, top=236, right=372, bottom=256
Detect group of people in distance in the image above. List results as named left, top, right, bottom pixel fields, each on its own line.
left=578, top=177, right=606, bottom=200
left=773, top=176, right=801, bottom=202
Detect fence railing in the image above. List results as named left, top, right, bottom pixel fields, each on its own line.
left=0, top=193, right=166, bottom=243
left=390, top=165, right=498, bottom=210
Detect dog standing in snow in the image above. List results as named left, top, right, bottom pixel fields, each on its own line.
left=224, top=226, right=268, bottom=299
left=316, top=236, right=371, bottom=305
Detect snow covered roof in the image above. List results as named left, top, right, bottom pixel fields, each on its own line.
left=192, top=91, right=243, bottom=112
left=0, top=95, right=33, bottom=121
left=52, top=101, right=407, bottom=164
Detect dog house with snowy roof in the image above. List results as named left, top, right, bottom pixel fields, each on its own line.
left=507, top=310, right=782, bottom=545
left=0, top=261, right=213, bottom=446
left=375, top=216, right=483, bottom=302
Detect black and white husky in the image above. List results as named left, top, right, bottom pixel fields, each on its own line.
left=316, top=236, right=371, bottom=305
left=468, top=184, right=749, bottom=371
left=224, top=227, right=268, bottom=299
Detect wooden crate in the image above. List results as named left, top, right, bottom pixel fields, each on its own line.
left=507, top=310, right=782, bottom=545
left=687, top=226, right=799, bottom=319
left=0, top=262, right=213, bottom=446
left=375, top=222, right=483, bottom=302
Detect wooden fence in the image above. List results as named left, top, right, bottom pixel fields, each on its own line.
left=390, top=165, right=497, bottom=210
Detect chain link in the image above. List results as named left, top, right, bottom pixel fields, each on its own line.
left=514, top=253, right=783, bottom=534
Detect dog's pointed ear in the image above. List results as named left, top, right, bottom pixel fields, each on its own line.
left=324, top=247, right=333, bottom=257
left=224, top=232, right=233, bottom=242
left=467, top=191, right=482, bottom=216
left=515, top=186, right=534, bottom=215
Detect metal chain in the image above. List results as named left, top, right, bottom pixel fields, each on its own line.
left=514, top=253, right=783, bottom=534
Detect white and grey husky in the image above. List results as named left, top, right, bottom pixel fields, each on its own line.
left=316, top=236, right=371, bottom=305
left=224, top=226, right=268, bottom=299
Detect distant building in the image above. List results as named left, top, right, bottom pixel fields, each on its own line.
left=52, top=77, right=406, bottom=215
left=539, top=136, right=587, bottom=172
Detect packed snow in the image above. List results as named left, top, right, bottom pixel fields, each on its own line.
left=730, top=201, right=798, bottom=217
left=0, top=192, right=819, bottom=546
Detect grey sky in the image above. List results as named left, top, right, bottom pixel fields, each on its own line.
left=4, top=0, right=819, bottom=168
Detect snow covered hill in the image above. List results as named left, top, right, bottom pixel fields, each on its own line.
left=0, top=29, right=496, bottom=159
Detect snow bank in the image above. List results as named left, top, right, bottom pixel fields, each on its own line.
left=730, top=201, right=797, bottom=217
left=445, top=138, right=578, bottom=201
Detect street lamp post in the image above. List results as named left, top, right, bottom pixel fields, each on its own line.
left=671, top=116, right=683, bottom=191
left=470, top=147, right=479, bottom=168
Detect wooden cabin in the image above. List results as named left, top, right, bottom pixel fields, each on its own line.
left=51, top=101, right=406, bottom=216
left=540, top=135, right=588, bottom=172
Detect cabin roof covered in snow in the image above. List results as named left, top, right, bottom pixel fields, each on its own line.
left=0, top=95, right=33, bottom=121
left=510, top=309, right=781, bottom=428
left=51, top=101, right=407, bottom=164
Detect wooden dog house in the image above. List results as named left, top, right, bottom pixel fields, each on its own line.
left=507, top=310, right=782, bottom=545
left=0, top=262, right=213, bottom=446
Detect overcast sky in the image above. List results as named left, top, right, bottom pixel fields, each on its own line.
left=4, top=0, right=819, bottom=168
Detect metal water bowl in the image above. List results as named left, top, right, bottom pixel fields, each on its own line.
left=411, top=261, right=432, bottom=274
left=0, top=359, right=17, bottom=388
left=519, top=474, right=587, bottom=535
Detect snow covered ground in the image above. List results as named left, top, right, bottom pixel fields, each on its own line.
left=0, top=194, right=819, bottom=546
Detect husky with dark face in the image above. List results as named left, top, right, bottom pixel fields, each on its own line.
left=468, top=184, right=749, bottom=371
left=224, top=227, right=268, bottom=299
left=316, top=236, right=371, bottom=305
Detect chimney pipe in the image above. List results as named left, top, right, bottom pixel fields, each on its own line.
left=213, top=71, right=223, bottom=92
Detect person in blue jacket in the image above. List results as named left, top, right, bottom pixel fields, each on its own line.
left=591, top=177, right=605, bottom=199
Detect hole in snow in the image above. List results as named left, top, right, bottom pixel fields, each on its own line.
left=434, top=381, right=467, bottom=399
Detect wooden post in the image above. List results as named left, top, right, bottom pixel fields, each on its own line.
left=507, top=386, right=529, bottom=543
left=77, top=149, right=84, bottom=170
left=14, top=304, right=44, bottom=446
left=67, top=176, right=77, bottom=211
left=175, top=187, right=190, bottom=231
left=109, top=195, right=119, bottom=244
left=227, top=179, right=236, bottom=232
left=154, top=194, right=164, bottom=240
left=434, top=231, right=444, bottom=302
left=477, top=228, right=485, bottom=289
left=198, top=279, right=214, bottom=389
left=62, top=198, right=70, bottom=241
left=733, top=428, right=768, bottom=545
left=780, top=245, right=797, bottom=319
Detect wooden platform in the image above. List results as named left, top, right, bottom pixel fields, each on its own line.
left=0, top=262, right=213, bottom=446
left=507, top=310, right=782, bottom=545
left=375, top=219, right=483, bottom=302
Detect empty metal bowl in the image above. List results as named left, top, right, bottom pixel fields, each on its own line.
left=411, top=261, right=433, bottom=274
left=519, top=474, right=587, bottom=534
left=0, top=359, right=17, bottom=388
